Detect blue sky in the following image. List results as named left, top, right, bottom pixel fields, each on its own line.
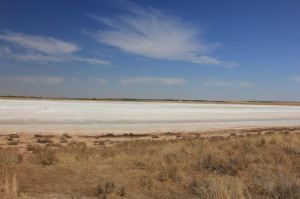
left=0, top=0, right=299, bottom=100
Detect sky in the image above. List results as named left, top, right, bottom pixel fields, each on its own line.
left=0, top=0, right=300, bottom=101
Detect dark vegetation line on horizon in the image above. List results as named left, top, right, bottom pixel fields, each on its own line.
left=0, top=95, right=300, bottom=105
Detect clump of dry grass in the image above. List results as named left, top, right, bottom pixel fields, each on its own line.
left=157, top=161, right=179, bottom=182
left=0, top=149, right=22, bottom=167
left=0, top=167, right=19, bottom=199
left=62, top=133, right=72, bottom=139
left=6, top=134, right=20, bottom=146
left=0, top=149, right=22, bottom=198
left=37, top=138, right=53, bottom=144
left=7, top=140, right=19, bottom=146
left=35, top=147, right=56, bottom=165
left=93, top=182, right=125, bottom=199
left=8, top=134, right=19, bottom=139
left=152, top=135, right=159, bottom=139
left=198, top=151, right=241, bottom=175
left=189, top=175, right=250, bottom=199
left=59, top=136, right=68, bottom=143
left=269, top=171, right=299, bottom=198
left=56, top=141, right=99, bottom=163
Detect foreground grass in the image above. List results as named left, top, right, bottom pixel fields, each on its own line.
left=0, top=132, right=299, bottom=198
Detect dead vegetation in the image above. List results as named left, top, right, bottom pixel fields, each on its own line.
left=0, top=131, right=299, bottom=198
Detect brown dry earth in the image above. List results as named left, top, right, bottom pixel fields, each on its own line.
left=0, top=126, right=299, bottom=150
left=0, top=126, right=300, bottom=199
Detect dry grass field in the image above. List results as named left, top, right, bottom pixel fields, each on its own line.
left=0, top=128, right=300, bottom=199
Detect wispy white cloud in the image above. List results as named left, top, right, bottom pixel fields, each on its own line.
left=11, top=53, right=111, bottom=65
left=287, top=75, right=300, bottom=82
left=68, top=78, right=79, bottom=85
left=0, top=31, right=110, bottom=65
left=14, top=53, right=66, bottom=63
left=0, top=46, right=11, bottom=54
left=72, top=57, right=110, bottom=65
left=89, top=1, right=237, bottom=67
left=202, top=79, right=233, bottom=87
left=3, top=75, right=65, bottom=85
left=121, top=77, right=186, bottom=85
left=238, top=81, right=255, bottom=88
left=202, top=78, right=255, bottom=88
left=89, top=77, right=107, bottom=84
left=0, top=31, right=79, bottom=54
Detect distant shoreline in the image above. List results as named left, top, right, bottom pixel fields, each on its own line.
left=1, top=95, right=300, bottom=106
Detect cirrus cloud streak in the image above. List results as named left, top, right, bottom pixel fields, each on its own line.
left=121, top=77, right=186, bottom=85
left=0, top=31, right=110, bottom=65
left=202, top=78, right=255, bottom=88
left=90, top=1, right=237, bottom=67
left=287, top=75, right=300, bottom=82
left=0, top=75, right=65, bottom=85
